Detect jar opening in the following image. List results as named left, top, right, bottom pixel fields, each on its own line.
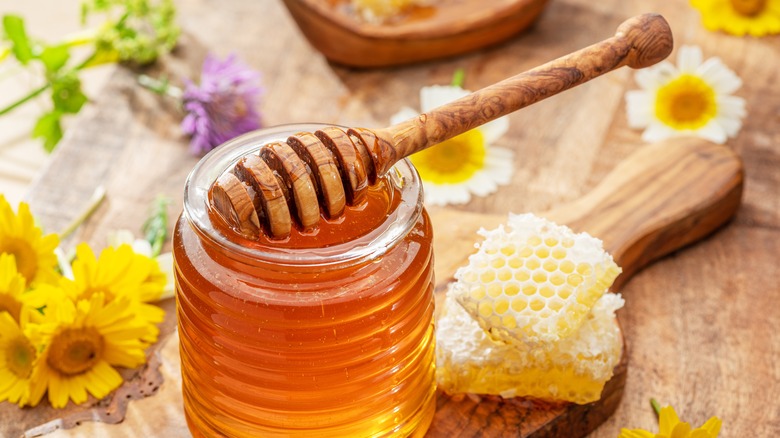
left=183, top=124, right=424, bottom=267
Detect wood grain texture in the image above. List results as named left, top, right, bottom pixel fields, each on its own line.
left=281, top=0, right=550, bottom=67
left=209, top=14, right=672, bottom=238
left=378, top=13, right=673, bottom=174
left=3, top=0, right=779, bottom=436
left=426, top=138, right=742, bottom=436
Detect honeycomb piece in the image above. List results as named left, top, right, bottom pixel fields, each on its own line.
left=435, top=292, right=624, bottom=404
left=451, top=213, right=621, bottom=346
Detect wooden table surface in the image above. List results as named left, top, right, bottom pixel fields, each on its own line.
left=5, top=0, right=779, bottom=436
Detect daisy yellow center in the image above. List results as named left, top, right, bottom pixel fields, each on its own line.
left=410, top=129, right=486, bottom=184
left=0, top=294, right=22, bottom=322
left=655, top=74, right=717, bottom=130
left=0, top=239, right=39, bottom=284
left=730, top=0, right=767, bottom=16
left=47, top=327, right=104, bottom=376
left=6, top=336, right=36, bottom=379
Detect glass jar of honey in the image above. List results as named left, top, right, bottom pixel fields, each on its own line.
left=174, top=124, right=436, bottom=437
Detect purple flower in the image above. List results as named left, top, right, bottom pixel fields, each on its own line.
left=181, top=53, right=263, bottom=155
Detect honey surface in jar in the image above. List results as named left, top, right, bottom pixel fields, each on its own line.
left=174, top=127, right=436, bottom=437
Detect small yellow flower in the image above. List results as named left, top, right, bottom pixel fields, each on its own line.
left=619, top=405, right=722, bottom=438
left=62, top=243, right=165, bottom=343
left=0, top=253, right=29, bottom=323
left=0, top=196, right=59, bottom=287
left=391, top=85, right=514, bottom=206
left=0, top=311, right=46, bottom=407
left=626, top=46, right=746, bottom=144
left=28, top=293, right=155, bottom=408
left=691, top=0, right=780, bottom=36
left=107, top=229, right=174, bottom=300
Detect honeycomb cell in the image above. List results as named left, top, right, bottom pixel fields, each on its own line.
left=451, top=213, right=622, bottom=346
left=436, top=292, right=625, bottom=405
left=511, top=298, right=527, bottom=312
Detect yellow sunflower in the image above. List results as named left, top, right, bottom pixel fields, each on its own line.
left=0, top=196, right=59, bottom=287
left=62, top=243, right=165, bottom=342
left=106, top=230, right=171, bottom=302
left=28, top=293, right=154, bottom=408
left=0, top=253, right=29, bottom=323
left=691, top=0, right=780, bottom=36
left=0, top=311, right=46, bottom=407
left=620, top=405, right=721, bottom=438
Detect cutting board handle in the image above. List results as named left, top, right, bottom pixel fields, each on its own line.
left=431, top=137, right=744, bottom=294
left=428, top=138, right=744, bottom=437
left=542, top=137, right=744, bottom=289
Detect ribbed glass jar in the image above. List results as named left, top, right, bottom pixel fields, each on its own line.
left=174, top=124, right=436, bottom=437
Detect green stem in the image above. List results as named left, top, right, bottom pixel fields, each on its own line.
left=0, top=50, right=99, bottom=116
left=137, top=74, right=182, bottom=99
left=59, top=185, right=107, bottom=239
left=451, top=68, right=465, bottom=87
left=61, top=28, right=98, bottom=48
left=0, top=83, right=49, bottom=116
left=650, top=398, right=662, bottom=417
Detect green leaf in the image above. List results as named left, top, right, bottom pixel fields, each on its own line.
left=142, top=196, right=171, bottom=257
left=32, top=111, right=63, bottom=152
left=451, top=68, right=465, bottom=88
left=51, top=74, right=87, bottom=113
left=40, top=45, right=70, bottom=73
left=2, top=15, right=33, bottom=64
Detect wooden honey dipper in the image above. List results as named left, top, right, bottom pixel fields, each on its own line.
left=211, top=13, right=673, bottom=240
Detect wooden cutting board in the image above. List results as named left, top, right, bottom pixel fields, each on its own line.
left=15, top=136, right=743, bottom=438
left=425, top=137, right=743, bottom=436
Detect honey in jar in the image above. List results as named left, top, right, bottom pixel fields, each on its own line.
left=174, top=124, right=436, bottom=437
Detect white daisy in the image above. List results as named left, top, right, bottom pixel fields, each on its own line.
left=391, top=85, right=514, bottom=207
left=625, top=45, right=746, bottom=144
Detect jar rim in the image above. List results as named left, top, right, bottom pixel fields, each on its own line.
left=182, top=123, right=424, bottom=267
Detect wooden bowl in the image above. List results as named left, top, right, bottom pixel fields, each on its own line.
left=280, top=0, right=551, bottom=68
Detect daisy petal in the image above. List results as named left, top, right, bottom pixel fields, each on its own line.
left=695, top=122, right=728, bottom=144
left=481, top=116, right=510, bottom=144
left=677, top=45, right=703, bottom=73
left=420, top=85, right=470, bottom=112
left=642, top=123, right=677, bottom=142
left=390, top=107, right=420, bottom=126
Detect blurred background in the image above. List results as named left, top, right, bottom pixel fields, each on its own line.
left=0, top=0, right=111, bottom=206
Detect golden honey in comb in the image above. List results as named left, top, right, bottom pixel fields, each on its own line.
left=436, top=213, right=623, bottom=404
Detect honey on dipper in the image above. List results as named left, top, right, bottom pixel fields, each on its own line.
left=173, top=14, right=672, bottom=437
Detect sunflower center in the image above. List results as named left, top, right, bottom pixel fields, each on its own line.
left=0, top=239, right=39, bottom=285
left=410, top=129, right=486, bottom=184
left=730, top=0, right=767, bottom=16
left=5, top=336, right=36, bottom=378
left=79, top=288, right=115, bottom=302
left=47, top=327, right=104, bottom=376
left=655, top=74, right=717, bottom=130
left=0, top=294, right=22, bottom=322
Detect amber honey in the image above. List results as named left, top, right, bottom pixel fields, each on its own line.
left=174, top=125, right=436, bottom=437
